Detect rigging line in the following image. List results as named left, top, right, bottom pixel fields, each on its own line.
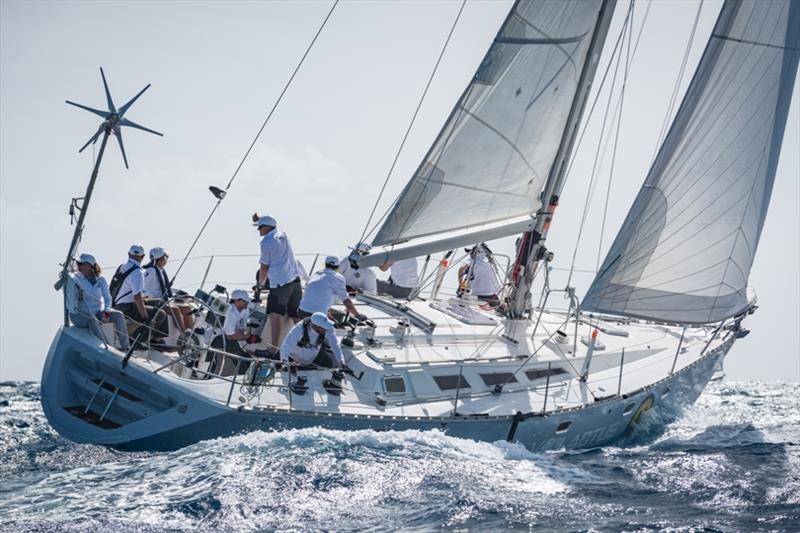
left=596, top=2, right=634, bottom=270
left=169, top=0, right=339, bottom=283
left=565, top=1, right=633, bottom=289
left=357, top=0, right=467, bottom=246
left=651, top=0, right=704, bottom=161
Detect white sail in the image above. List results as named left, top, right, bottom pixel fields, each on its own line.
left=366, top=0, right=616, bottom=265
left=582, top=0, right=800, bottom=324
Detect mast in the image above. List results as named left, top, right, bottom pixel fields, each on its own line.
left=508, top=0, right=617, bottom=318
left=56, top=68, right=162, bottom=324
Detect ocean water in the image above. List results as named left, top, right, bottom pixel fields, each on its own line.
left=0, top=381, right=798, bottom=532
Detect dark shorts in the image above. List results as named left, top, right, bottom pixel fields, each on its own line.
left=266, top=278, right=302, bottom=318
left=377, top=278, right=413, bottom=299
left=114, top=301, right=168, bottom=337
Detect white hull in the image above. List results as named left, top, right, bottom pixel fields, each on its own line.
left=40, top=297, right=738, bottom=452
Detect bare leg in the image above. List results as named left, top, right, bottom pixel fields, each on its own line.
left=269, top=312, right=284, bottom=347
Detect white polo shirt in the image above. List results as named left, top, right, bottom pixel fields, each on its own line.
left=280, top=320, right=344, bottom=366
left=390, top=258, right=418, bottom=288
left=143, top=265, right=170, bottom=299
left=223, top=304, right=250, bottom=337
left=466, top=255, right=501, bottom=296
left=339, top=261, right=377, bottom=294
left=259, top=229, right=300, bottom=288
left=115, top=258, right=144, bottom=305
left=299, top=268, right=349, bottom=315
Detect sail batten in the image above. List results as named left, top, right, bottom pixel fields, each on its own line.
left=370, top=0, right=615, bottom=252
left=582, top=0, right=800, bottom=325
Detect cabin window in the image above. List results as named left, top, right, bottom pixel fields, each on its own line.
left=555, top=421, right=572, bottom=434
left=479, top=373, right=518, bottom=386
left=383, top=376, right=406, bottom=394
left=433, top=375, right=471, bottom=391
left=623, top=402, right=636, bottom=415
left=525, top=367, right=568, bottom=381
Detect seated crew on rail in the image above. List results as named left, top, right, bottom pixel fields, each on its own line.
left=377, top=257, right=418, bottom=299
left=142, top=247, right=194, bottom=332
left=111, top=244, right=168, bottom=343
left=298, top=255, right=367, bottom=321
left=338, top=242, right=377, bottom=296
left=279, top=312, right=344, bottom=370
left=254, top=214, right=303, bottom=345
left=67, top=253, right=131, bottom=351
left=457, top=243, right=502, bottom=307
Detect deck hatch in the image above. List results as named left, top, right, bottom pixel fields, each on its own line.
left=383, top=376, right=406, bottom=394
left=433, top=375, right=471, bottom=391
left=479, top=373, right=518, bottom=386
left=524, top=367, right=568, bottom=381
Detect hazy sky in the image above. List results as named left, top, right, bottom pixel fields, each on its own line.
left=1, top=0, right=797, bottom=382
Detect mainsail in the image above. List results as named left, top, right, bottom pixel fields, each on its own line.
left=360, top=0, right=616, bottom=267
left=583, top=0, right=800, bottom=324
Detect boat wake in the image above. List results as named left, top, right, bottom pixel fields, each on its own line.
left=1, top=381, right=798, bottom=531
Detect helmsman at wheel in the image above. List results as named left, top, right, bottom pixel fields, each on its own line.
left=279, top=312, right=344, bottom=369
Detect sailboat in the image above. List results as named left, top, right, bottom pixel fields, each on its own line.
left=41, top=0, right=799, bottom=452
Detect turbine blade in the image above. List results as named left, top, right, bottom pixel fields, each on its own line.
left=65, top=100, right=108, bottom=119
left=114, top=126, right=129, bottom=169
left=119, top=117, right=163, bottom=137
left=118, top=84, right=151, bottom=118
left=78, top=126, right=104, bottom=153
left=99, top=67, right=116, bottom=113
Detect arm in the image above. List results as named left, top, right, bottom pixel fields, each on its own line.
left=326, top=329, right=344, bottom=367
left=279, top=325, right=300, bottom=363
left=343, top=298, right=364, bottom=320
left=258, top=264, right=270, bottom=288
left=378, top=260, right=393, bottom=272
left=99, top=278, right=113, bottom=313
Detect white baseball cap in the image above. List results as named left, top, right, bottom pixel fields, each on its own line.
left=253, top=215, right=277, bottom=227
left=231, top=289, right=250, bottom=302
left=149, top=247, right=168, bottom=260
left=324, top=255, right=340, bottom=268
left=77, top=253, right=96, bottom=265
left=310, top=312, right=333, bottom=331
left=129, top=244, right=145, bottom=256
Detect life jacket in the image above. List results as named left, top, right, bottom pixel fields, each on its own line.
left=110, top=264, right=138, bottom=305
left=143, top=261, right=173, bottom=298
left=297, top=318, right=326, bottom=349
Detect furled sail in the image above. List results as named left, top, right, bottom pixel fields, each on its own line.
left=582, top=0, right=800, bottom=324
left=360, top=0, right=616, bottom=267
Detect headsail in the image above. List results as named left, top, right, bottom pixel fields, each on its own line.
left=582, top=0, right=800, bottom=324
left=360, top=0, right=616, bottom=267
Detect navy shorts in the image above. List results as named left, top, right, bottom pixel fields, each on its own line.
left=266, top=278, right=302, bottom=318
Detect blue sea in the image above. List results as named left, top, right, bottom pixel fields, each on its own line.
left=0, top=381, right=798, bottom=532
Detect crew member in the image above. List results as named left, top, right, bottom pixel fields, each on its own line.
left=207, top=289, right=261, bottom=374
left=113, top=244, right=168, bottom=341
left=458, top=244, right=501, bottom=306
left=255, top=215, right=302, bottom=345
left=279, top=312, right=344, bottom=369
left=143, top=247, right=194, bottom=331
left=298, top=256, right=366, bottom=320
left=338, top=242, right=377, bottom=295
left=378, top=257, right=418, bottom=299
left=68, top=253, right=130, bottom=351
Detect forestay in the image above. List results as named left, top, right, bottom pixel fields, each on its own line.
left=364, top=0, right=612, bottom=266
left=583, top=0, right=800, bottom=324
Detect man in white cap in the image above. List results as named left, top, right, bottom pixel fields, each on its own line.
left=67, top=253, right=130, bottom=351
left=254, top=214, right=302, bottom=345
left=112, top=244, right=168, bottom=341
left=458, top=243, right=501, bottom=306
left=210, top=289, right=257, bottom=372
left=279, top=312, right=344, bottom=369
left=378, top=257, right=418, bottom=299
left=338, top=242, right=377, bottom=295
left=298, top=256, right=366, bottom=320
left=143, top=247, right=193, bottom=331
